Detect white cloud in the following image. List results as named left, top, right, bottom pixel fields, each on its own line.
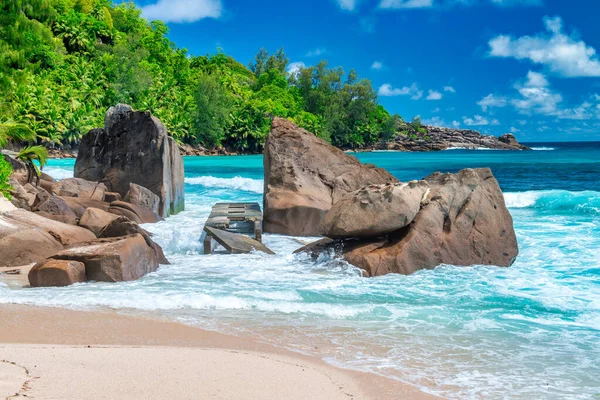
left=452, top=120, right=461, bottom=128
left=426, top=90, right=443, bottom=100
left=378, top=83, right=423, bottom=100
left=141, top=0, right=221, bottom=23
left=477, top=94, right=508, bottom=111
left=287, top=62, right=306, bottom=75
left=509, top=126, right=520, bottom=133
left=371, top=61, right=384, bottom=70
left=379, top=0, right=539, bottom=9
left=511, top=71, right=562, bottom=115
left=432, top=107, right=440, bottom=113
left=489, top=16, right=600, bottom=77
left=422, top=116, right=446, bottom=126
left=462, top=115, right=499, bottom=126
left=336, top=0, right=359, bottom=10
left=490, top=0, right=541, bottom=6
left=379, top=0, right=433, bottom=9
left=443, top=86, right=456, bottom=93
left=306, top=48, right=327, bottom=57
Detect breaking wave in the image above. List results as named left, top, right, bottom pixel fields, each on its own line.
left=505, top=190, right=600, bottom=215
left=185, top=176, right=264, bottom=194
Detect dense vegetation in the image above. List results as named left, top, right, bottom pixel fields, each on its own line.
left=0, top=0, right=404, bottom=155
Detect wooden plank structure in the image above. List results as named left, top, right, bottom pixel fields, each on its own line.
left=203, top=202, right=273, bottom=255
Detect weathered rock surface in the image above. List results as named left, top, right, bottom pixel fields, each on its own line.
left=108, top=201, right=160, bottom=224
left=0, top=217, right=63, bottom=267
left=6, top=208, right=96, bottom=246
left=28, top=259, right=86, bottom=287
left=49, top=234, right=159, bottom=282
left=99, top=217, right=169, bottom=264
left=298, top=168, right=518, bottom=276
left=59, top=196, right=110, bottom=219
left=74, top=104, right=185, bottom=218
left=124, top=183, right=160, bottom=215
left=52, top=178, right=106, bottom=201
left=35, top=195, right=78, bottom=225
left=103, top=192, right=122, bottom=203
left=375, top=126, right=531, bottom=152
left=79, top=207, right=119, bottom=236
left=319, top=180, right=429, bottom=239
left=264, top=118, right=398, bottom=236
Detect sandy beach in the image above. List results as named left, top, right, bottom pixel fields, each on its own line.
left=0, top=304, right=439, bottom=400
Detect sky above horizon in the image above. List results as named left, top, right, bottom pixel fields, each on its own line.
left=133, top=0, right=600, bottom=142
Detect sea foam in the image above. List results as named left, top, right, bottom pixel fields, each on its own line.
left=185, top=176, right=264, bottom=194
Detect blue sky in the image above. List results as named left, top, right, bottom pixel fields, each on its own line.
left=134, top=0, right=600, bottom=142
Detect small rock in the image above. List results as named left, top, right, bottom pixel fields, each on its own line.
left=28, top=259, right=86, bottom=287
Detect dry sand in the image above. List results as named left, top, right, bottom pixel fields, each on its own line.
left=0, top=304, right=440, bottom=400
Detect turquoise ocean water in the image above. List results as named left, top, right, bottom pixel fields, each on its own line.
left=2, top=142, right=599, bottom=399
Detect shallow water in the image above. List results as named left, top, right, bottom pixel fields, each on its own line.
left=3, top=142, right=600, bottom=399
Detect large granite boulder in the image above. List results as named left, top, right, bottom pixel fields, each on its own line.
left=0, top=216, right=63, bottom=267
left=124, top=183, right=160, bottom=215
left=99, top=217, right=169, bottom=264
left=74, top=104, right=184, bottom=218
left=319, top=180, right=428, bottom=239
left=52, top=178, right=106, bottom=201
left=263, top=118, right=397, bottom=236
left=0, top=197, right=75, bottom=267
left=49, top=234, right=159, bottom=282
left=35, top=195, right=79, bottom=225
left=79, top=207, right=120, bottom=236
left=28, top=259, right=87, bottom=287
left=108, top=200, right=160, bottom=224
left=298, top=168, right=518, bottom=276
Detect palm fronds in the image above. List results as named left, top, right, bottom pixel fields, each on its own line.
left=0, top=122, right=37, bottom=147
left=17, top=145, right=48, bottom=185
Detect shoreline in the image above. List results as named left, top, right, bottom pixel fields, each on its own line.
left=0, top=304, right=440, bottom=400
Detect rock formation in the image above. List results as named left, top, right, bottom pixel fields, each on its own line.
left=74, top=104, right=184, bottom=218
left=48, top=234, right=159, bottom=282
left=377, top=125, right=531, bottom=152
left=263, top=117, right=398, bottom=236
left=297, top=168, right=519, bottom=276
left=28, top=259, right=87, bottom=287
left=319, top=180, right=428, bottom=239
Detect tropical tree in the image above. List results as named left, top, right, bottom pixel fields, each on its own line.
left=0, top=122, right=37, bottom=147
left=17, top=145, right=48, bottom=185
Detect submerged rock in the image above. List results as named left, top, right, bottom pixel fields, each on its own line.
left=74, top=104, right=185, bottom=218
left=263, top=118, right=397, bottom=236
left=298, top=168, right=518, bottom=276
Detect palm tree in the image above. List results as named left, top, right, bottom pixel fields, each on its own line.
left=0, top=122, right=37, bottom=148
left=0, top=122, right=48, bottom=185
left=16, top=146, right=48, bottom=186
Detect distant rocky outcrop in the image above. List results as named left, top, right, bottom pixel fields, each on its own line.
left=376, top=125, right=531, bottom=152
left=263, top=117, right=398, bottom=236
left=296, top=168, right=518, bottom=276
left=74, top=104, right=184, bottom=217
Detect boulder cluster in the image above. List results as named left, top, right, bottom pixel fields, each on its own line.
left=264, top=118, right=519, bottom=276
left=0, top=105, right=184, bottom=287
left=377, top=126, right=531, bottom=152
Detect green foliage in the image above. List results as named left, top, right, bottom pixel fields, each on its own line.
left=0, top=156, right=13, bottom=199
left=0, top=122, right=37, bottom=147
left=0, top=0, right=404, bottom=153
left=192, top=71, right=231, bottom=148
left=17, top=145, right=48, bottom=184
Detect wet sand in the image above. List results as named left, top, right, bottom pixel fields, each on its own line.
left=0, top=304, right=440, bottom=400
